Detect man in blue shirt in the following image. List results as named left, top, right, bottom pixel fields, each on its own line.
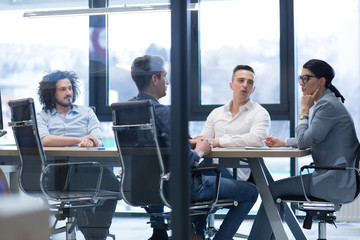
left=130, top=55, right=259, bottom=240
left=36, top=70, right=120, bottom=240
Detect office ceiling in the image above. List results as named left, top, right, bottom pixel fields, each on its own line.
left=0, top=0, right=170, bottom=11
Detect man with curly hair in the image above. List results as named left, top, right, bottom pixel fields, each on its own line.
left=37, top=70, right=120, bottom=240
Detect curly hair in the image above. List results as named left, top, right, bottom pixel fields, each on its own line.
left=38, top=70, right=80, bottom=109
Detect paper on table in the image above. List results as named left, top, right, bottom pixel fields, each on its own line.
left=245, top=146, right=297, bottom=150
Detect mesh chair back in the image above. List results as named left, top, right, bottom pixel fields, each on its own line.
left=8, top=98, right=45, bottom=195
left=110, top=100, right=168, bottom=207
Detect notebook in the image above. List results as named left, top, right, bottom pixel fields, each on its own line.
left=0, top=90, right=8, bottom=138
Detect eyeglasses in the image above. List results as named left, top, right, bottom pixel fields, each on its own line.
left=298, top=75, right=317, bottom=84
left=163, top=76, right=169, bottom=83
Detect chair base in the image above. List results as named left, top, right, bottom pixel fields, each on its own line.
left=297, top=202, right=338, bottom=240
left=317, top=220, right=327, bottom=240
left=65, top=217, right=77, bottom=240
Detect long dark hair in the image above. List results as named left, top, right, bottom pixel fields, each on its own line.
left=303, top=59, right=345, bottom=103
left=38, top=70, right=80, bottom=109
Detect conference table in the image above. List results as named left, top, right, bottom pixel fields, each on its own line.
left=0, top=145, right=120, bottom=164
left=0, top=145, right=311, bottom=239
left=0, top=145, right=121, bottom=191
left=204, top=147, right=311, bottom=240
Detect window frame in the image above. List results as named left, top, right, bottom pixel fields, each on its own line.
left=90, top=0, right=298, bottom=175
left=92, top=0, right=296, bottom=121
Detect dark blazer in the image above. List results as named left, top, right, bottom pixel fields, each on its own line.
left=130, top=92, right=201, bottom=172
left=287, top=89, right=359, bottom=203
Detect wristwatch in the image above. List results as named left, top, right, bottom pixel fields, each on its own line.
left=298, top=113, right=309, bottom=120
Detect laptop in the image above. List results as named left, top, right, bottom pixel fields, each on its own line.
left=0, top=90, right=8, bottom=138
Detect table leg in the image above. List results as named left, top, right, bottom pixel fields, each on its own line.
left=248, top=158, right=307, bottom=240
left=248, top=157, right=288, bottom=240
left=204, top=156, right=307, bottom=239
left=284, top=203, right=307, bottom=240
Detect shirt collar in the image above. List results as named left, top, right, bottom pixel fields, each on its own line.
left=224, top=99, right=254, bottom=112
left=315, top=88, right=332, bottom=104
left=321, top=88, right=332, bottom=99
left=137, top=92, right=160, bottom=104
left=49, top=104, right=78, bottom=115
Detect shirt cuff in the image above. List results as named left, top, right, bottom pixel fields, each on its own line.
left=97, top=139, right=104, bottom=147
left=218, top=137, right=231, bottom=147
left=197, top=151, right=204, bottom=158
left=298, top=119, right=309, bottom=125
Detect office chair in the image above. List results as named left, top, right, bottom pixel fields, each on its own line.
left=277, top=145, right=360, bottom=240
left=8, top=98, right=119, bottom=240
left=206, top=166, right=249, bottom=239
left=110, top=100, right=237, bottom=238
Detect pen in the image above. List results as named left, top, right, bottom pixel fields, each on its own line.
left=86, top=147, right=106, bottom=150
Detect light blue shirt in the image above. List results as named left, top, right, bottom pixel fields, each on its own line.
left=36, top=104, right=103, bottom=146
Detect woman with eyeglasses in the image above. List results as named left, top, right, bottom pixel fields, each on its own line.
left=252, top=59, right=360, bottom=239
left=264, top=59, right=359, bottom=204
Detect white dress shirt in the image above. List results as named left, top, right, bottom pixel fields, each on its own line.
left=200, top=99, right=271, bottom=180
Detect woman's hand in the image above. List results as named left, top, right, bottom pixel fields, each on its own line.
left=301, top=86, right=321, bottom=114
left=264, top=136, right=286, bottom=147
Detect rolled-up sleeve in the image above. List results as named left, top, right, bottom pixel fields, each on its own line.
left=87, top=108, right=103, bottom=146
left=36, top=111, right=50, bottom=140
left=200, top=111, right=216, bottom=138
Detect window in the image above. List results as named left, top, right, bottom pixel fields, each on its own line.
left=108, top=11, right=171, bottom=105
left=295, top=0, right=360, bottom=170
left=199, top=0, right=280, bottom=105
left=0, top=10, right=89, bottom=144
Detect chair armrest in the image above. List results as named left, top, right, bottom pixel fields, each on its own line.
left=299, top=164, right=358, bottom=202
left=300, top=165, right=347, bottom=172
left=191, top=167, right=221, bottom=208
left=40, top=161, right=103, bottom=201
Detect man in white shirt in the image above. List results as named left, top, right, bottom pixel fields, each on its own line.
left=195, top=65, right=271, bottom=181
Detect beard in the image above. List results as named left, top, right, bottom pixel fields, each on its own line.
left=55, top=97, right=72, bottom=108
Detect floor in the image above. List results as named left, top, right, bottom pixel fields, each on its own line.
left=51, top=215, right=360, bottom=240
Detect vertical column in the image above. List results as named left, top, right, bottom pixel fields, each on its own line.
left=89, top=0, right=109, bottom=120
left=279, top=0, right=296, bottom=177
left=170, top=0, right=191, bottom=239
